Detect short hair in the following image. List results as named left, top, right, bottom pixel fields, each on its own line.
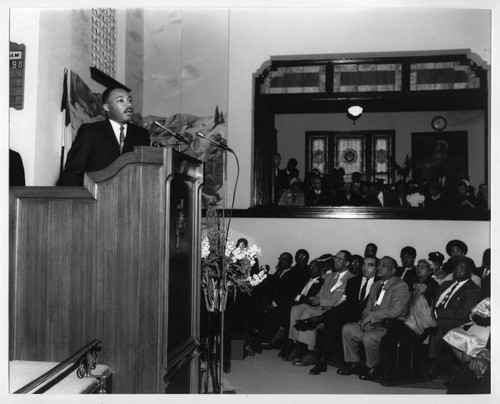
left=352, top=254, right=364, bottom=264
left=381, top=256, right=398, bottom=270
left=339, top=250, right=352, bottom=265
left=295, top=249, right=310, bottom=261
left=280, top=252, right=293, bottom=262
left=454, top=256, right=476, bottom=273
left=400, top=246, right=417, bottom=259
left=365, top=243, right=378, bottom=253
left=102, top=86, right=129, bottom=105
left=482, top=248, right=491, bottom=267
left=417, top=259, right=431, bottom=269
left=446, top=239, right=468, bottom=256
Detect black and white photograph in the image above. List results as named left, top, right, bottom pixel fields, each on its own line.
left=1, top=0, right=497, bottom=402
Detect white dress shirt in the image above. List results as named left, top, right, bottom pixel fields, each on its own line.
left=109, top=119, right=128, bottom=144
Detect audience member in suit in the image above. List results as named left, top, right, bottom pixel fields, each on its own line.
left=284, top=251, right=354, bottom=365
left=290, top=249, right=311, bottom=287
left=442, top=239, right=468, bottom=275
left=474, top=248, right=491, bottom=297
left=249, top=252, right=303, bottom=353
left=9, top=149, right=25, bottom=186
left=59, top=87, right=151, bottom=186
left=338, top=256, right=410, bottom=381
left=278, top=178, right=305, bottom=206
left=277, top=158, right=299, bottom=187
left=365, top=181, right=389, bottom=207
left=336, top=180, right=364, bottom=206
left=304, top=175, right=329, bottom=206
left=379, top=259, right=439, bottom=385
left=385, top=180, right=410, bottom=207
left=396, top=246, right=417, bottom=287
left=274, top=259, right=324, bottom=355
left=364, top=243, right=378, bottom=259
left=424, top=256, right=484, bottom=380
left=294, top=257, right=379, bottom=375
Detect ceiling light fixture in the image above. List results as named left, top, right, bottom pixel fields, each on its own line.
left=347, top=105, right=363, bottom=125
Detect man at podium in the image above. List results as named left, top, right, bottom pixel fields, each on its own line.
left=59, top=87, right=151, bottom=186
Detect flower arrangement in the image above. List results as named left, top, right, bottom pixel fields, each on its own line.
left=201, top=206, right=267, bottom=312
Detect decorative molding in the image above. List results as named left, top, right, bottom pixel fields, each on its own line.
left=91, top=8, right=117, bottom=78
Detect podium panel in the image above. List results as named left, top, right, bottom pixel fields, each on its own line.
left=10, top=147, right=203, bottom=394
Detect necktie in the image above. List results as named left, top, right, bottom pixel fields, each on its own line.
left=375, top=282, right=384, bottom=301
left=438, top=282, right=458, bottom=308
left=359, top=278, right=367, bottom=301
left=119, top=126, right=125, bottom=153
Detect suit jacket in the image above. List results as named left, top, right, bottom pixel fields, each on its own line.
left=304, top=188, right=329, bottom=206
left=59, top=119, right=151, bottom=186
left=435, top=278, right=484, bottom=333
left=296, top=277, right=324, bottom=304
left=396, top=266, right=417, bottom=287
left=331, top=274, right=377, bottom=320
left=268, top=267, right=303, bottom=308
left=315, top=270, right=356, bottom=307
left=362, top=276, right=410, bottom=324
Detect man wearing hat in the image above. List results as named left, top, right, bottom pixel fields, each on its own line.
left=278, top=178, right=305, bottom=206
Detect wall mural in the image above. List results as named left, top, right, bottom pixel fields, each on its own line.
left=69, top=71, right=225, bottom=208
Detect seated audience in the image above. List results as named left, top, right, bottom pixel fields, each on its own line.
left=379, top=259, right=438, bottom=385
left=397, top=246, right=417, bottom=287
left=284, top=251, right=354, bottom=365
left=336, top=180, right=363, bottom=206
left=424, top=256, right=484, bottom=380
left=338, top=256, right=410, bottom=381
left=365, top=181, right=386, bottom=207
left=278, top=178, right=305, bottom=206
left=294, top=256, right=379, bottom=375
left=304, top=175, right=329, bottom=206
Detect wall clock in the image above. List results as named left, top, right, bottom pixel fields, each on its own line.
left=431, top=116, right=447, bottom=131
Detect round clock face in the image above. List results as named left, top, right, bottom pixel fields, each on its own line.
left=432, top=116, right=447, bottom=131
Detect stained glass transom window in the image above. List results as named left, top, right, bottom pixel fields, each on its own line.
left=333, top=64, right=402, bottom=92
left=260, top=65, right=326, bottom=94
left=409, top=62, right=480, bottom=90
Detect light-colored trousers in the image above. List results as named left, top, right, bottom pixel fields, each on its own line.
left=342, top=322, right=388, bottom=368
left=288, top=304, right=325, bottom=347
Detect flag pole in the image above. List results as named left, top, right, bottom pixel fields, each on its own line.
left=59, top=68, right=70, bottom=178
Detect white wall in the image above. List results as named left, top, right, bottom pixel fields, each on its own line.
left=227, top=8, right=491, bottom=208
left=9, top=9, right=41, bottom=186
left=231, top=217, right=490, bottom=270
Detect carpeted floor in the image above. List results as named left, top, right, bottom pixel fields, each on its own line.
left=223, top=349, right=448, bottom=394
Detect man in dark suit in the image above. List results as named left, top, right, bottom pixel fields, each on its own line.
left=250, top=252, right=303, bottom=352
left=59, top=87, right=150, bottom=186
left=474, top=248, right=491, bottom=297
left=294, top=256, right=379, bottom=375
left=424, top=256, right=484, bottom=380
left=338, top=256, right=410, bottom=381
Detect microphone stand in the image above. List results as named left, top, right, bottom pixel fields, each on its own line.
left=154, top=121, right=189, bottom=152
left=196, top=132, right=239, bottom=394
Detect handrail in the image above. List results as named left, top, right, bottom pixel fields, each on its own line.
left=14, top=339, right=102, bottom=394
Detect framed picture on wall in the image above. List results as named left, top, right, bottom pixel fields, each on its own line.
left=411, top=131, right=468, bottom=183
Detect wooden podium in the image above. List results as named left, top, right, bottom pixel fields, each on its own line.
left=9, top=147, right=204, bottom=394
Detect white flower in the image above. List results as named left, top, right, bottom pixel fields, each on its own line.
left=201, top=233, right=210, bottom=259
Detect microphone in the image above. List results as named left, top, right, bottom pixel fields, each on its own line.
left=154, top=121, right=190, bottom=145
left=196, top=132, right=233, bottom=153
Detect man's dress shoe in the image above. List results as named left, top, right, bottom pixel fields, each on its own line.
left=294, top=317, right=321, bottom=332
left=337, top=363, right=359, bottom=376
left=359, top=365, right=382, bottom=381
left=292, top=353, right=316, bottom=366
left=283, top=347, right=301, bottom=362
left=309, top=362, right=327, bottom=375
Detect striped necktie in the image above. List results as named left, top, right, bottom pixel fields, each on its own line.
left=119, top=126, right=125, bottom=153
left=438, top=281, right=459, bottom=308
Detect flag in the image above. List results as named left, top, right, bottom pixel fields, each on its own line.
left=60, top=69, right=70, bottom=126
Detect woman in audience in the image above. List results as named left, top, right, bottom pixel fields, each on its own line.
left=429, top=251, right=447, bottom=284
left=278, top=178, right=305, bottom=206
